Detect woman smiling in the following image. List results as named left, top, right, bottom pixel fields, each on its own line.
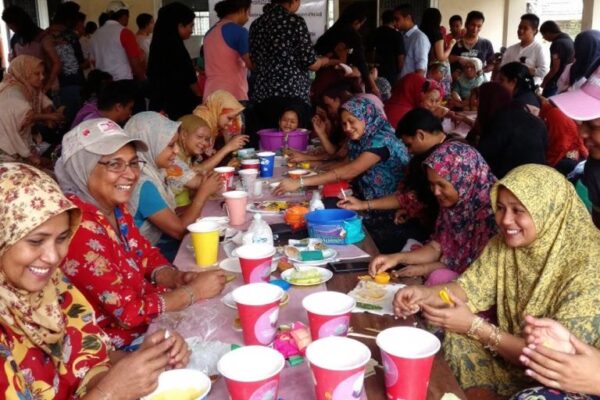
left=55, top=118, right=226, bottom=349
left=390, top=164, right=600, bottom=397
left=124, top=112, right=221, bottom=260
left=0, top=163, right=189, bottom=399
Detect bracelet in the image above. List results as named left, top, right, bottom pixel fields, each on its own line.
left=299, top=176, right=305, bottom=189
left=151, top=265, right=176, bottom=285
left=157, top=294, right=166, bottom=314
left=484, top=324, right=502, bottom=356
left=95, top=383, right=111, bottom=400
left=181, top=285, right=195, bottom=307
left=466, top=316, right=485, bottom=340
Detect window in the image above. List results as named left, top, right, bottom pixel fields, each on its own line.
left=193, top=11, right=210, bottom=37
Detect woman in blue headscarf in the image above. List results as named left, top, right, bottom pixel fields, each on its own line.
left=274, top=96, right=409, bottom=199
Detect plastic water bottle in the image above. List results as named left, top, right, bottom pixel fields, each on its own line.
left=247, top=213, right=273, bottom=246
left=309, top=190, right=325, bottom=211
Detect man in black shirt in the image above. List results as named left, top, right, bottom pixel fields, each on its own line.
left=540, top=20, right=574, bottom=97
left=449, top=10, right=494, bottom=73
left=366, top=10, right=405, bottom=85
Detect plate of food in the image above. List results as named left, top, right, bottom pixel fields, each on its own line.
left=221, top=291, right=290, bottom=309
left=347, top=280, right=405, bottom=316
left=281, top=266, right=333, bottom=286
left=283, top=239, right=337, bottom=265
left=247, top=200, right=308, bottom=214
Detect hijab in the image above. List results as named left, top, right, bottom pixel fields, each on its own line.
left=193, top=90, right=244, bottom=137
left=458, top=165, right=600, bottom=344
left=0, top=54, right=45, bottom=114
left=385, top=72, right=427, bottom=128
left=469, top=82, right=513, bottom=143
left=424, top=141, right=497, bottom=274
left=125, top=112, right=180, bottom=244
left=0, top=163, right=81, bottom=361
left=177, top=114, right=212, bottom=163
left=569, top=30, right=600, bottom=86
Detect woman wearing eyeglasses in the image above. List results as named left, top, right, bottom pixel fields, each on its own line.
left=55, top=118, right=226, bottom=349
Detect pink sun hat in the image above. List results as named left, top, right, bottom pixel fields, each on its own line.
left=551, top=65, right=600, bottom=121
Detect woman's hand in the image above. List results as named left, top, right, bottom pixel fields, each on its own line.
left=273, top=178, right=300, bottom=195
left=312, top=115, right=328, bottom=138
left=174, top=271, right=200, bottom=287
left=337, top=195, right=366, bottom=211
left=287, top=149, right=309, bottom=163
left=420, top=289, right=476, bottom=334
left=393, top=263, right=433, bottom=278
left=96, top=330, right=175, bottom=399
left=188, top=270, right=226, bottom=300
left=392, top=285, right=434, bottom=318
left=139, top=329, right=190, bottom=369
left=197, top=171, right=221, bottom=197
left=523, top=316, right=575, bottom=354
left=520, top=329, right=600, bottom=395
left=393, top=208, right=408, bottom=224
left=369, top=253, right=401, bottom=275
left=224, top=134, right=249, bottom=153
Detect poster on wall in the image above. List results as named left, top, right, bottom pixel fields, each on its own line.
left=207, top=0, right=327, bottom=43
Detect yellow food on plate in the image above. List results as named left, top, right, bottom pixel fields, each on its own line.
left=149, top=387, right=204, bottom=400
left=288, top=268, right=322, bottom=284
left=374, top=272, right=390, bottom=284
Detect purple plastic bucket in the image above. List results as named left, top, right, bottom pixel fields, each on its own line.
left=258, top=129, right=309, bottom=151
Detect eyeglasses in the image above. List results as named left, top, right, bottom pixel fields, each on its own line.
left=97, top=159, right=146, bottom=173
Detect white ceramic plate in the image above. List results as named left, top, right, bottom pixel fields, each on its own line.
left=285, top=248, right=338, bottom=266
left=221, top=291, right=290, bottom=309
left=218, top=257, right=277, bottom=273
left=281, top=266, right=333, bottom=286
left=246, top=201, right=285, bottom=214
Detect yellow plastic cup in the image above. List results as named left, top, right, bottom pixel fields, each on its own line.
left=187, top=221, right=220, bottom=267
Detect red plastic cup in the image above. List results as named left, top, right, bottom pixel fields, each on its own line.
left=241, top=159, right=260, bottom=171
left=215, top=166, right=235, bottom=191
left=306, top=336, right=371, bottom=400
left=217, top=345, right=285, bottom=400
left=235, top=244, right=276, bottom=283
left=232, top=282, right=283, bottom=345
left=302, top=291, right=356, bottom=339
left=376, top=327, right=441, bottom=400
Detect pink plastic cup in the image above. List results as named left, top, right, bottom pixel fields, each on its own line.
left=215, top=166, right=235, bottom=191
left=302, top=291, right=356, bottom=340
left=232, top=282, right=284, bottom=345
left=376, top=327, right=441, bottom=400
left=305, top=336, right=371, bottom=400
left=223, top=190, right=248, bottom=226
left=241, top=159, right=260, bottom=171
left=217, top=345, right=285, bottom=400
left=235, top=244, right=276, bottom=283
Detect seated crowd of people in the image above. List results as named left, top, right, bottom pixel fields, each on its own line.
left=1, top=0, right=600, bottom=399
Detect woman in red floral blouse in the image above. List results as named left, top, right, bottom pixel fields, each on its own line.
left=55, top=118, right=227, bottom=349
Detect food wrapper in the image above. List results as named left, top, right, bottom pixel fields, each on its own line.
left=348, top=281, right=405, bottom=316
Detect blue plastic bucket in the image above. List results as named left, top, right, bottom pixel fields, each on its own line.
left=305, top=209, right=365, bottom=245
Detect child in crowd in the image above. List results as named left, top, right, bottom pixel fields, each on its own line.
left=450, top=57, right=484, bottom=109
left=278, top=107, right=300, bottom=133
left=427, top=62, right=446, bottom=86
left=71, top=79, right=137, bottom=127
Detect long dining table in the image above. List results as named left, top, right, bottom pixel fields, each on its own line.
left=149, top=166, right=467, bottom=400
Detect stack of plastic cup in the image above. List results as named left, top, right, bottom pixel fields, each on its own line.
left=305, top=336, right=371, bottom=400
left=376, top=326, right=441, bottom=400
left=257, top=151, right=276, bottom=178
left=223, top=190, right=248, bottom=226
left=302, top=291, right=355, bottom=339
left=239, top=169, right=259, bottom=194
left=218, top=346, right=285, bottom=400
left=235, top=244, right=276, bottom=283
left=232, top=282, right=283, bottom=345
left=186, top=221, right=220, bottom=267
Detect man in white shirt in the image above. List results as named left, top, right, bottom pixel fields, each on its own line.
left=393, top=4, right=430, bottom=78
left=90, top=1, right=145, bottom=81
left=501, top=13, right=549, bottom=86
